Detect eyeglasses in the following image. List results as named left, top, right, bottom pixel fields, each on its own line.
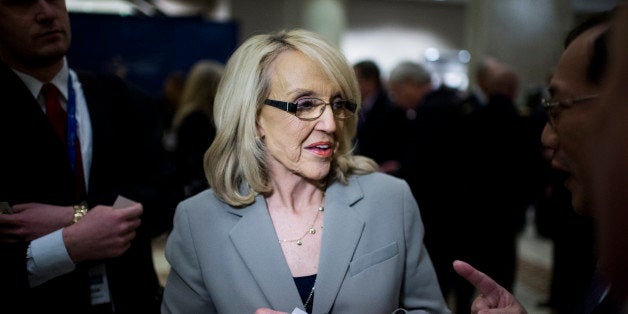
left=264, top=98, right=357, bottom=121
left=541, top=94, right=599, bottom=127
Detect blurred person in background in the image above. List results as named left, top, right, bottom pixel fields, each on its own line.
left=388, top=60, right=468, bottom=312
left=448, top=61, right=538, bottom=313
left=353, top=60, right=405, bottom=174
left=159, top=70, right=185, bottom=134
left=460, top=56, right=502, bottom=113
left=170, top=60, right=224, bottom=197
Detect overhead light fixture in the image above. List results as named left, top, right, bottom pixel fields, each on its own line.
left=424, top=47, right=440, bottom=62
left=66, top=0, right=135, bottom=15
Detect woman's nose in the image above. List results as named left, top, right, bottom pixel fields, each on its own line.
left=316, top=104, right=337, bottom=133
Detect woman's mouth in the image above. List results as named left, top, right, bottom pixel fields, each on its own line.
left=306, top=142, right=333, bottom=157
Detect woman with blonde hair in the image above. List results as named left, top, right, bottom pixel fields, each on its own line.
left=171, top=60, right=224, bottom=196
left=162, top=29, right=448, bottom=313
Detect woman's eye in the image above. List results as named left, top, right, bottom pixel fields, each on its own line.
left=296, top=99, right=318, bottom=110
left=331, top=99, right=345, bottom=109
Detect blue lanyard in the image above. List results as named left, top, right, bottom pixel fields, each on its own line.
left=66, top=73, right=79, bottom=172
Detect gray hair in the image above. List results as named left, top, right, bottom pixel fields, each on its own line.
left=389, top=61, right=432, bottom=85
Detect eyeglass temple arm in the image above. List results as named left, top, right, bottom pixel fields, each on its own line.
left=264, top=99, right=298, bottom=113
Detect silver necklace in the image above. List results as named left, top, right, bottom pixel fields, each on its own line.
left=279, top=198, right=325, bottom=246
left=304, top=282, right=315, bottom=310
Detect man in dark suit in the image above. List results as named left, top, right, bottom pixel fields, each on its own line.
left=387, top=60, right=468, bottom=312
left=0, top=0, right=180, bottom=312
left=453, top=10, right=623, bottom=314
left=352, top=60, right=405, bottom=174
left=453, top=64, right=538, bottom=313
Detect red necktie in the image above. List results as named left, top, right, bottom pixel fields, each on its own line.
left=42, top=83, right=66, bottom=143
left=42, top=83, right=87, bottom=200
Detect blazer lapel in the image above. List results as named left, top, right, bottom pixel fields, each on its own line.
left=314, top=178, right=365, bottom=313
left=229, top=194, right=303, bottom=311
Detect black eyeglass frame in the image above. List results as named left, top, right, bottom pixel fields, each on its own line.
left=263, top=98, right=357, bottom=121
left=541, top=94, right=599, bottom=126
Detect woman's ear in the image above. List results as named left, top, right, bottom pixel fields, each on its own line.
left=256, top=120, right=265, bottom=140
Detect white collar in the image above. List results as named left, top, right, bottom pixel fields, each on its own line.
left=12, top=57, right=69, bottom=101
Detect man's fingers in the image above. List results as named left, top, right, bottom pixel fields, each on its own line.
left=453, top=260, right=501, bottom=297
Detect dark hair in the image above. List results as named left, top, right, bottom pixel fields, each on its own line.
left=353, top=60, right=382, bottom=86
left=564, top=10, right=613, bottom=85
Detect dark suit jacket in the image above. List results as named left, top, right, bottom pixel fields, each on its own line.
left=0, top=61, right=181, bottom=313
left=355, top=90, right=405, bottom=166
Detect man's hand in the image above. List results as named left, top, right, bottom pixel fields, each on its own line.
left=453, top=260, right=527, bottom=314
left=63, top=203, right=143, bottom=262
left=0, top=203, right=73, bottom=242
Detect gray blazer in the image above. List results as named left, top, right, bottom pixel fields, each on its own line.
left=162, top=172, right=450, bottom=313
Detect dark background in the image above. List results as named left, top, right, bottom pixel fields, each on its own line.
left=68, top=13, right=238, bottom=96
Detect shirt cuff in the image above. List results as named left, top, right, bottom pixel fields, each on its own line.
left=27, top=229, right=76, bottom=287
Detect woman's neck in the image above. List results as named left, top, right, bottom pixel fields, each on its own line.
left=266, top=178, right=325, bottom=214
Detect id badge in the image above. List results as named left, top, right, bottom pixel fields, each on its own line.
left=88, top=263, right=111, bottom=305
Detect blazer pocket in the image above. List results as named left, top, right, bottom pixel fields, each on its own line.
left=349, top=242, right=399, bottom=277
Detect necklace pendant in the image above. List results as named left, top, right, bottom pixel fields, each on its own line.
left=296, top=240, right=303, bottom=245
left=309, top=227, right=316, bottom=234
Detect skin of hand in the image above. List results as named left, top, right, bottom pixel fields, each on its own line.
left=62, top=203, right=143, bottom=263
left=453, top=260, right=527, bottom=314
left=0, top=203, right=74, bottom=242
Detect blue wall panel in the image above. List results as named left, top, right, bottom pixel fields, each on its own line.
left=67, top=13, right=238, bottom=96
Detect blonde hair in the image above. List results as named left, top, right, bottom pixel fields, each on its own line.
left=205, top=29, right=377, bottom=206
left=171, top=60, right=224, bottom=131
